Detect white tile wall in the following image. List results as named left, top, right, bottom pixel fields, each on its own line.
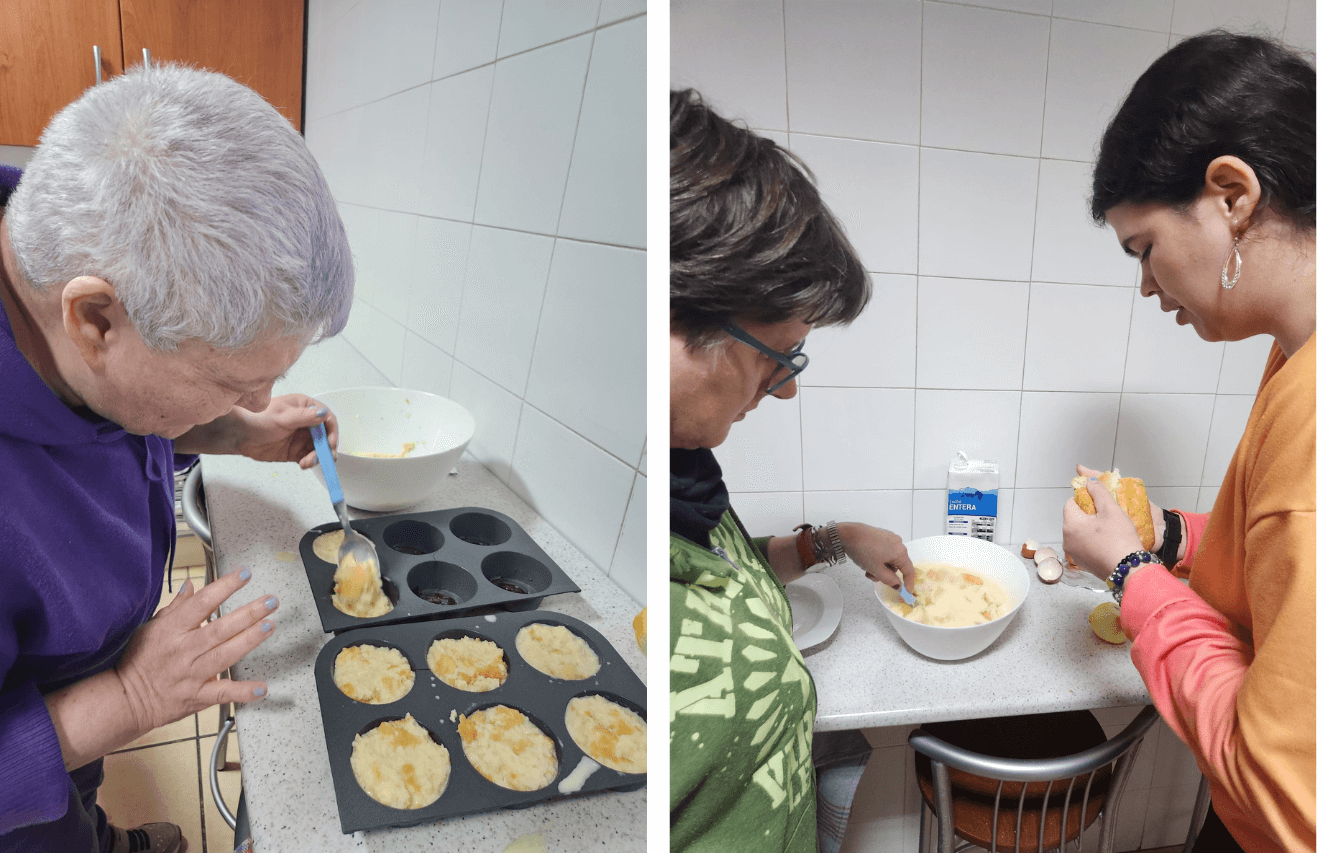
left=804, top=274, right=918, bottom=389
left=305, top=0, right=646, bottom=603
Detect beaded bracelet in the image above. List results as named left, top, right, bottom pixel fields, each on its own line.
left=1107, top=550, right=1161, bottom=604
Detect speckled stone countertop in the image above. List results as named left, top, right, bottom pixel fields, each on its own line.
left=202, top=452, right=646, bottom=852
left=801, top=543, right=1151, bottom=732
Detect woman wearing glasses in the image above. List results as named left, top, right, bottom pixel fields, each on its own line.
left=669, top=88, right=916, bottom=853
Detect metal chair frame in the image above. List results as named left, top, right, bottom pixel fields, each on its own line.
left=182, top=463, right=241, bottom=832
left=909, top=705, right=1159, bottom=853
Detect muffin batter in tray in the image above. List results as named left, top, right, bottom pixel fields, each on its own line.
left=314, top=609, right=647, bottom=833
left=298, top=507, right=580, bottom=633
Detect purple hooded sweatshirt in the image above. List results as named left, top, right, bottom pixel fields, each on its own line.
left=0, top=166, right=188, bottom=842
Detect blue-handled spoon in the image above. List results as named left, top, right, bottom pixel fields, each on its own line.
left=309, top=423, right=382, bottom=596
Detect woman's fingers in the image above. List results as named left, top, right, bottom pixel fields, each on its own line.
left=1075, top=463, right=1107, bottom=479
left=167, top=568, right=251, bottom=626
left=197, top=593, right=279, bottom=652
left=197, top=675, right=270, bottom=708
left=196, top=616, right=277, bottom=683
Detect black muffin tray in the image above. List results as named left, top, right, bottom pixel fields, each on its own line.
left=299, top=507, right=581, bottom=633
left=314, top=609, right=647, bottom=833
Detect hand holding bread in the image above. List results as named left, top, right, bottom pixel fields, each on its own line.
left=1061, top=465, right=1153, bottom=579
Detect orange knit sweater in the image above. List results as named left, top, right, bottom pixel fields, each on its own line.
left=1122, top=333, right=1315, bottom=852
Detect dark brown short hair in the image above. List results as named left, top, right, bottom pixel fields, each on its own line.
left=670, top=88, right=870, bottom=345
left=1092, top=31, right=1315, bottom=230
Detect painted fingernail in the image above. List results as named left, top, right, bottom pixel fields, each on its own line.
left=265, top=596, right=278, bottom=610
left=260, top=620, right=273, bottom=632
left=315, top=407, right=328, bottom=417
left=253, top=686, right=267, bottom=697
left=239, top=568, right=252, bottom=581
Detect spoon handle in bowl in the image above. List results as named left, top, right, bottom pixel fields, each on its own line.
left=308, top=424, right=345, bottom=506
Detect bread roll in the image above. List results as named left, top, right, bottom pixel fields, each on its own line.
left=1071, top=470, right=1156, bottom=551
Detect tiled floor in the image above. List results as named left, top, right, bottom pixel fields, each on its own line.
left=97, top=563, right=244, bottom=853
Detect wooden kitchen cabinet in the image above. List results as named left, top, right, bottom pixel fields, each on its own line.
left=0, top=0, right=304, bottom=146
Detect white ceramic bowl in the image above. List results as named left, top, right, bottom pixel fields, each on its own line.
left=873, top=535, right=1030, bottom=661
left=312, top=387, right=475, bottom=511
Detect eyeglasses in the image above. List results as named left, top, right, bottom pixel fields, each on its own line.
left=720, top=322, right=809, bottom=395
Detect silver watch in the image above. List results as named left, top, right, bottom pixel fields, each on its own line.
left=819, top=521, right=846, bottom=566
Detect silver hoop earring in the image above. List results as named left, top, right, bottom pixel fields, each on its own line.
left=1221, top=238, right=1242, bottom=290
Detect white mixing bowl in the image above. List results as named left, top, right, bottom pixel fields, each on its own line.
left=312, top=387, right=475, bottom=511
left=874, top=535, right=1030, bottom=661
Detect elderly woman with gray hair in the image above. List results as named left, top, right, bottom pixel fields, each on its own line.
left=0, top=65, right=353, bottom=853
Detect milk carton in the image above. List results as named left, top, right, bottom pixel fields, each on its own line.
left=946, top=453, right=998, bottom=542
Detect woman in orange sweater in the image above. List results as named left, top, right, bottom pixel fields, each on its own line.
left=1062, top=32, right=1314, bottom=853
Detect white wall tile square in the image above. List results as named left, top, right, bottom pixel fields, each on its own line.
left=474, top=35, right=592, bottom=234
left=945, top=0, right=1051, bottom=12
left=1052, top=0, right=1176, bottom=31
left=783, top=0, right=921, bottom=144
left=920, top=3, right=1050, bottom=157
left=918, top=149, right=1039, bottom=281
left=913, top=489, right=948, bottom=539
left=509, top=405, right=634, bottom=571
left=360, top=209, right=418, bottom=325
left=399, top=331, right=455, bottom=398
left=1032, top=159, right=1140, bottom=287
left=599, top=0, right=646, bottom=25
left=726, top=491, right=806, bottom=536
left=1015, top=392, right=1121, bottom=487
left=407, top=217, right=471, bottom=355
left=1109, top=783, right=1152, bottom=853
left=916, top=278, right=1030, bottom=390
left=803, top=491, right=914, bottom=542
left=1146, top=486, right=1201, bottom=516
left=714, top=396, right=804, bottom=493
left=913, top=390, right=1023, bottom=489
left=525, top=240, right=646, bottom=463
left=558, top=16, right=646, bottom=248
left=452, top=226, right=555, bottom=396
left=1197, top=486, right=1221, bottom=512
left=788, top=134, right=920, bottom=275
left=1217, top=334, right=1274, bottom=394
left=433, top=0, right=502, bottom=80
left=497, top=0, right=601, bottom=58
left=341, top=299, right=406, bottom=385
left=1171, top=0, right=1290, bottom=36
left=417, top=66, right=495, bottom=222
left=609, top=474, right=646, bottom=604
left=802, top=274, right=917, bottom=388
left=1009, top=486, right=1073, bottom=543
left=1114, top=393, right=1216, bottom=486
left=1041, top=20, right=1170, bottom=162
left=448, top=362, right=522, bottom=484
left=1284, top=0, right=1317, bottom=51
left=355, top=87, right=432, bottom=212
left=800, top=388, right=915, bottom=491
left=347, top=0, right=440, bottom=107
left=1023, top=283, right=1132, bottom=392
left=1201, top=394, right=1255, bottom=486
left=671, top=0, right=787, bottom=131
left=1123, top=290, right=1227, bottom=393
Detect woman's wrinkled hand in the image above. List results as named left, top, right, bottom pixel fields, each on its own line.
left=231, top=394, right=339, bottom=468
left=1062, top=476, right=1145, bottom=579
left=837, top=522, right=916, bottom=592
left=114, top=569, right=277, bottom=734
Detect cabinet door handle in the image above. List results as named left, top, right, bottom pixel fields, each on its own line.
left=93, top=45, right=102, bottom=84
left=142, top=48, right=152, bottom=69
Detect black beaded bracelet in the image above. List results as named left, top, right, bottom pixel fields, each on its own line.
left=1107, top=550, right=1161, bottom=604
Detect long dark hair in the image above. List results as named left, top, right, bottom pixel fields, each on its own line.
left=670, top=89, right=870, bottom=345
left=1092, top=31, right=1315, bottom=230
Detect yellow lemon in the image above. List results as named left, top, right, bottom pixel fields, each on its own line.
left=1089, top=602, right=1126, bottom=644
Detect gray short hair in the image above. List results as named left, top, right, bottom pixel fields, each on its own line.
left=5, top=63, right=353, bottom=351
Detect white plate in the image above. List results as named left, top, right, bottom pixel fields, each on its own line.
left=785, top=573, right=844, bottom=651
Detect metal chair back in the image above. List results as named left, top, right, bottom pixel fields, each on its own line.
left=909, top=705, right=1159, bottom=853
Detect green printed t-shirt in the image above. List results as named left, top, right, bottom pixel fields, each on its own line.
left=669, top=509, right=818, bottom=853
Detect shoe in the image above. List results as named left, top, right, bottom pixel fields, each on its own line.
left=109, top=822, right=189, bottom=853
